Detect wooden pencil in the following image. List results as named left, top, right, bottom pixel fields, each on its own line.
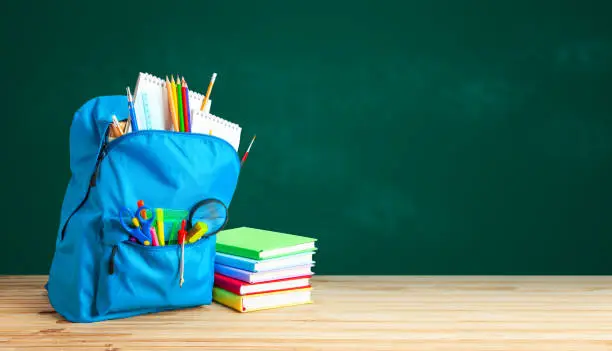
left=175, top=75, right=185, bottom=132
left=166, top=76, right=179, bottom=131
left=200, top=73, right=217, bottom=111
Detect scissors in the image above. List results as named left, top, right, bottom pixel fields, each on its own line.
left=119, top=205, right=155, bottom=245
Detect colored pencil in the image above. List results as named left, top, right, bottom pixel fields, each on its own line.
left=175, top=75, right=184, bottom=132
left=155, top=208, right=165, bottom=246
left=166, top=76, right=179, bottom=131
left=181, top=77, right=190, bottom=132
left=126, top=87, right=138, bottom=132
left=240, top=135, right=256, bottom=167
left=123, top=116, right=131, bottom=134
left=111, top=115, right=123, bottom=137
left=200, top=73, right=217, bottom=111
left=171, top=76, right=179, bottom=128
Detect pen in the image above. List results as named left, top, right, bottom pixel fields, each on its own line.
left=240, top=135, right=256, bottom=167
left=178, top=220, right=187, bottom=287
left=126, top=87, right=138, bottom=132
left=200, top=73, right=217, bottom=111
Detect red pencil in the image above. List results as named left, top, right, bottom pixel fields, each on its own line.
left=240, top=135, right=256, bottom=166
left=181, top=77, right=190, bottom=132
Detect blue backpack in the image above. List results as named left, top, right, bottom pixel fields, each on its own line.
left=46, top=95, right=241, bottom=322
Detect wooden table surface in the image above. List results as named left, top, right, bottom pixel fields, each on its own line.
left=1, top=275, right=612, bottom=350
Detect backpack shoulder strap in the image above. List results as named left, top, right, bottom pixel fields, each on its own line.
left=57, top=95, right=127, bottom=241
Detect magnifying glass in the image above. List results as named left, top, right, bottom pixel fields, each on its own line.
left=187, top=198, right=229, bottom=238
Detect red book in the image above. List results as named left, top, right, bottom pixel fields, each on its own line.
left=214, top=272, right=312, bottom=296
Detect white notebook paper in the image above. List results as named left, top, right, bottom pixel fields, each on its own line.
left=214, top=263, right=314, bottom=284
left=190, top=110, right=242, bottom=152
left=132, top=72, right=212, bottom=132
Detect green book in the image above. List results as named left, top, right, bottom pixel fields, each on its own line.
left=215, top=227, right=317, bottom=260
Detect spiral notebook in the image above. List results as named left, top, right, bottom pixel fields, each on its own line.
left=132, top=72, right=212, bottom=131
left=131, top=72, right=241, bottom=151
left=190, top=110, right=242, bottom=151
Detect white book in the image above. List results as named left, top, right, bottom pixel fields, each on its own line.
left=215, top=251, right=315, bottom=272
left=214, top=263, right=314, bottom=284
left=242, top=288, right=312, bottom=312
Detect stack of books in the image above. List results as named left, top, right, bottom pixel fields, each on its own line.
left=212, top=227, right=317, bottom=312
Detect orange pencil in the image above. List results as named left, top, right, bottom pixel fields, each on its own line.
left=165, top=76, right=179, bottom=131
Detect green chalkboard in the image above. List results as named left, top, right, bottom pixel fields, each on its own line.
left=1, top=0, right=611, bottom=274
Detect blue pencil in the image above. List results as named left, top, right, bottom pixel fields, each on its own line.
left=126, top=87, right=138, bottom=132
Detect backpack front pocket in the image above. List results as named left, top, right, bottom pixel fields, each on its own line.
left=91, top=128, right=239, bottom=318
left=95, top=218, right=216, bottom=316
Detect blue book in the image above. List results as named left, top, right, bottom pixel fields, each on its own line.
left=214, top=263, right=314, bottom=283
left=215, top=251, right=315, bottom=272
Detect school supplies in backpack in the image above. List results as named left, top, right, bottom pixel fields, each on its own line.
left=131, top=72, right=216, bottom=132
left=46, top=94, right=241, bottom=323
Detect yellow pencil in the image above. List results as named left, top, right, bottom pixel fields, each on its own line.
left=171, top=76, right=179, bottom=123
left=200, top=73, right=217, bottom=111
left=166, top=76, right=179, bottom=131
left=155, top=208, right=165, bottom=246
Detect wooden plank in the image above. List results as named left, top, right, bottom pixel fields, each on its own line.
left=1, top=276, right=612, bottom=350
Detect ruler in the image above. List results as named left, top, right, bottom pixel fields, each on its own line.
left=141, top=92, right=152, bottom=130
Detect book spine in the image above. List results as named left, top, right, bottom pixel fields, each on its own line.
left=215, top=255, right=256, bottom=272
left=212, top=287, right=244, bottom=312
left=214, top=264, right=252, bottom=283
left=216, top=244, right=261, bottom=260
left=214, top=277, right=242, bottom=295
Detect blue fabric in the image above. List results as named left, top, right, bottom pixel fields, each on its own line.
left=47, top=95, right=240, bottom=322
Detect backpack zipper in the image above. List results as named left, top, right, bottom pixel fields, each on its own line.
left=89, top=143, right=107, bottom=187
left=108, top=245, right=118, bottom=274
left=60, top=129, right=109, bottom=241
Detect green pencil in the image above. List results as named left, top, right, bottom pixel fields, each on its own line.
left=175, top=75, right=185, bottom=132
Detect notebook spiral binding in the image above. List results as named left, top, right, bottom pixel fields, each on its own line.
left=135, top=72, right=206, bottom=101
left=202, top=113, right=240, bottom=130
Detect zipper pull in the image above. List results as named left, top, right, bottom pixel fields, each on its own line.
left=178, top=220, right=187, bottom=287
left=108, top=245, right=118, bottom=275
